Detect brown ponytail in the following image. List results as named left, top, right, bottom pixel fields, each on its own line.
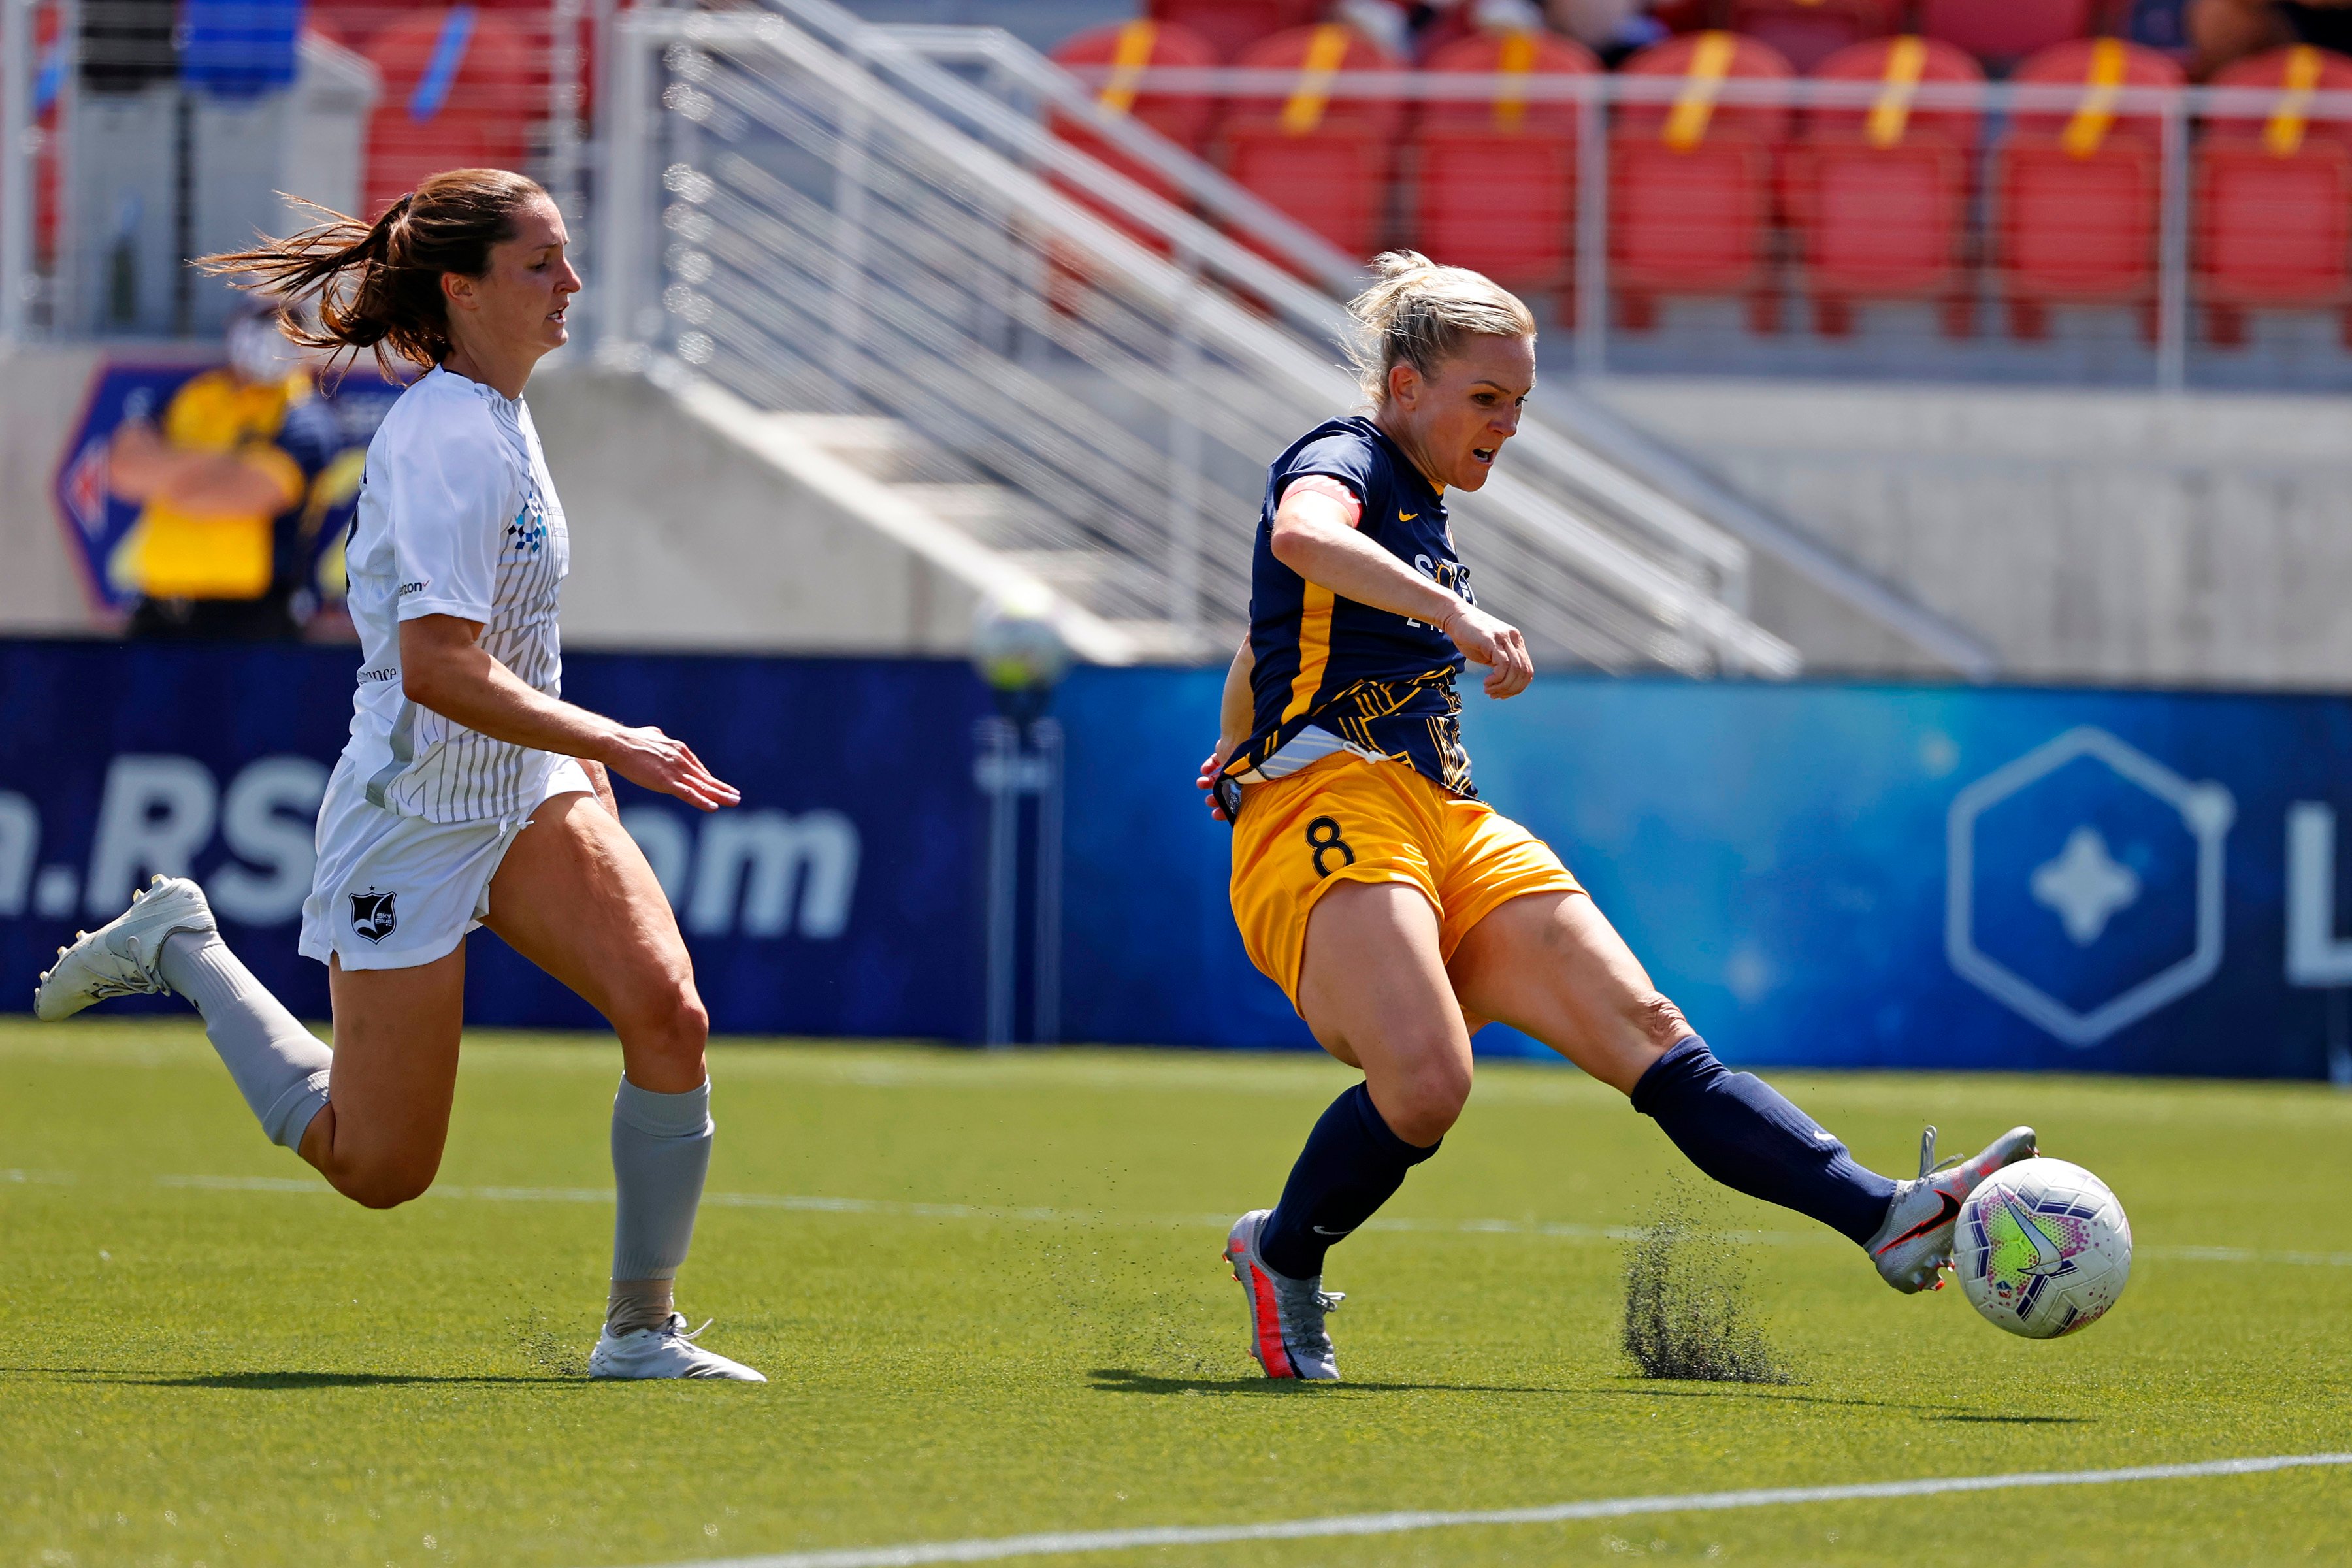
left=200, top=167, right=549, bottom=374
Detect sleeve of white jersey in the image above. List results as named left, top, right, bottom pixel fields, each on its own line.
left=386, top=401, right=517, bottom=627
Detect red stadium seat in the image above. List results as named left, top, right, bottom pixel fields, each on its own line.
left=1041, top=20, right=1218, bottom=300
left=1148, top=0, right=1318, bottom=63
left=1728, top=0, right=1899, bottom=74
left=362, top=8, right=540, bottom=218
left=2197, top=45, right=2352, bottom=345
left=1919, top=0, right=2097, bottom=72
left=1050, top=20, right=1220, bottom=182
left=1784, top=35, right=1984, bottom=335
left=1612, top=32, right=1795, bottom=332
left=1408, top=29, right=1598, bottom=300
left=1218, top=22, right=1407, bottom=261
left=1991, top=38, right=2182, bottom=340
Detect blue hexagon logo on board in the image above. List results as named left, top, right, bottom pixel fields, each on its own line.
left=1946, top=727, right=2234, bottom=1047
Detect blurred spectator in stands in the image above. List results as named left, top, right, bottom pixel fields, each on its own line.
left=1547, top=0, right=1670, bottom=61
left=2189, top=0, right=2352, bottom=76
left=1367, top=0, right=1592, bottom=60
left=106, top=295, right=342, bottom=640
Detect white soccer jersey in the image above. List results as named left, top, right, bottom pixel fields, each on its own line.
left=338, top=366, right=571, bottom=824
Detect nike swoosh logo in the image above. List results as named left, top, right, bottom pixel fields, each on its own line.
left=1310, top=1226, right=1355, bottom=1237
left=1399, top=513, right=1418, bottom=522
left=1875, top=1189, right=1961, bottom=1254
left=2006, top=1194, right=2069, bottom=1274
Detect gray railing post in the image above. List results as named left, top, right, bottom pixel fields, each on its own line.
left=1169, top=254, right=1204, bottom=636
left=2156, top=87, right=2191, bottom=393
left=597, top=11, right=652, bottom=361
left=827, top=82, right=872, bottom=413
left=0, top=0, right=31, bottom=344
left=1574, top=71, right=1609, bottom=377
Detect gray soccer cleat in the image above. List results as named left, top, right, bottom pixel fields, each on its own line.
left=1225, top=1209, right=1345, bottom=1380
left=33, top=875, right=216, bottom=1021
left=588, top=1315, right=766, bottom=1382
left=1866, top=1123, right=2040, bottom=1293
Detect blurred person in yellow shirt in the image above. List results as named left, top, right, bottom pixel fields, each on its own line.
left=106, top=295, right=344, bottom=639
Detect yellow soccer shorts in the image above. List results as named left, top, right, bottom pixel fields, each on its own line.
left=1229, top=751, right=1583, bottom=1012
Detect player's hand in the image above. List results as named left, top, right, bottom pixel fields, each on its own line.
left=1441, top=603, right=1533, bottom=698
left=600, top=725, right=741, bottom=812
left=1196, top=737, right=1240, bottom=822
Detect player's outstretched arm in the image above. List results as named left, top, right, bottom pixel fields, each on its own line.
left=399, top=614, right=740, bottom=811
left=1269, top=487, right=1532, bottom=698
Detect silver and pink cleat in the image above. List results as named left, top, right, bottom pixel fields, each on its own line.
left=1867, top=1123, right=2040, bottom=1293
left=1225, top=1209, right=1345, bottom=1380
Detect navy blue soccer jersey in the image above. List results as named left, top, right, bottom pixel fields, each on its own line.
left=1220, top=415, right=1478, bottom=803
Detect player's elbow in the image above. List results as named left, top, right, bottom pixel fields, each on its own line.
left=1268, top=521, right=1318, bottom=574
left=399, top=664, right=448, bottom=708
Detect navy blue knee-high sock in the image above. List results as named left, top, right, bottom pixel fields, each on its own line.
left=1631, top=1036, right=1895, bottom=1245
left=1258, top=1082, right=1440, bottom=1281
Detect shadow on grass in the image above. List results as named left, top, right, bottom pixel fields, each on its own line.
left=1090, top=1367, right=1572, bottom=1397
left=2, top=1367, right=582, bottom=1390
left=1601, top=1382, right=2087, bottom=1424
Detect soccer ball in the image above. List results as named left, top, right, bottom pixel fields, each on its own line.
left=1953, top=1156, right=2131, bottom=1340
left=970, top=588, right=1071, bottom=696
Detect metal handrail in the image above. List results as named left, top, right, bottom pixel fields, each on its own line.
left=609, top=5, right=1803, bottom=674
left=779, top=7, right=1771, bottom=601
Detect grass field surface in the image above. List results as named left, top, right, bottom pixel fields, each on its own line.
left=5, top=1020, right=2351, bottom=1567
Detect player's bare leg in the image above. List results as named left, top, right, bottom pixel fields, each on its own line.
left=1451, top=889, right=2033, bottom=1291
left=1229, top=881, right=1462, bottom=1380
left=299, top=952, right=466, bottom=1207
left=484, top=792, right=760, bottom=1381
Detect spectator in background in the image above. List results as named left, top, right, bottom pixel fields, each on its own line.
left=1547, top=0, right=1669, bottom=61
left=2190, top=0, right=2352, bottom=75
left=106, top=294, right=342, bottom=640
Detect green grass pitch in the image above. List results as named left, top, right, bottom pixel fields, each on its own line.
left=5, top=1019, right=2351, bottom=1567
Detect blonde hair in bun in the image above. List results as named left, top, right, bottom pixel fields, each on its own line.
left=1345, top=250, right=1537, bottom=404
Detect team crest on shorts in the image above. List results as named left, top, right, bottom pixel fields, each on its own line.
left=350, top=887, right=398, bottom=944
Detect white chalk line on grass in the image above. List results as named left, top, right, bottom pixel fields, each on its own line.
left=625, top=1453, right=2352, bottom=1568
left=151, top=1174, right=2352, bottom=1267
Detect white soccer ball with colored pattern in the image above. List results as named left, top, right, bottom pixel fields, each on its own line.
left=1953, top=1156, right=2131, bottom=1340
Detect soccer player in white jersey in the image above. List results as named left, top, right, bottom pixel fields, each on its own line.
left=32, top=169, right=762, bottom=1381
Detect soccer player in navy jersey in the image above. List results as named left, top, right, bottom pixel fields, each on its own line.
left=1200, top=252, right=2037, bottom=1380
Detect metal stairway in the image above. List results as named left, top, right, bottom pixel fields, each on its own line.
left=598, top=0, right=1807, bottom=674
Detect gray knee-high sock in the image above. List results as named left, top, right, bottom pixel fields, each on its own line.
left=156, top=931, right=333, bottom=1151
left=607, top=1076, right=713, bottom=1334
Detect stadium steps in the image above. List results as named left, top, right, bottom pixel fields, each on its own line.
left=602, top=3, right=1905, bottom=676
left=762, top=409, right=1201, bottom=643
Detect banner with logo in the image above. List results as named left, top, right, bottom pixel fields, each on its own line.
left=52, top=361, right=401, bottom=613
left=4, top=641, right=2349, bottom=1077
left=1055, top=672, right=2352, bottom=1079
left=0, top=642, right=988, bottom=1037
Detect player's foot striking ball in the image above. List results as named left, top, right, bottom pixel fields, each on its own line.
left=1197, top=253, right=2038, bottom=1379
left=35, top=169, right=760, bottom=1381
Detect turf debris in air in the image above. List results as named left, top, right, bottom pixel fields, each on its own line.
left=1622, top=1189, right=1793, bottom=1384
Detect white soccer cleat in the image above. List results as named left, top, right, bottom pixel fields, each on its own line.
left=1866, top=1123, right=2040, bottom=1294
left=588, top=1315, right=767, bottom=1382
left=33, top=875, right=217, bottom=1022
left=1225, top=1209, right=1344, bottom=1381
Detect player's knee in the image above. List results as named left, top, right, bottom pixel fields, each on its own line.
left=1385, top=1054, right=1472, bottom=1145
left=1628, top=991, right=1692, bottom=1053
left=333, top=1158, right=436, bottom=1211
left=617, top=984, right=708, bottom=1075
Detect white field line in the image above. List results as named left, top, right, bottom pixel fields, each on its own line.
left=148, top=1175, right=2352, bottom=1267
left=625, top=1452, right=2352, bottom=1568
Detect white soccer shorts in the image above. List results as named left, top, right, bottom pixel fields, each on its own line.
left=298, top=754, right=595, bottom=972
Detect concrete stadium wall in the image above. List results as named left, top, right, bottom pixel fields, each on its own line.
left=1601, top=378, right=2352, bottom=690
left=526, top=367, right=979, bottom=655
